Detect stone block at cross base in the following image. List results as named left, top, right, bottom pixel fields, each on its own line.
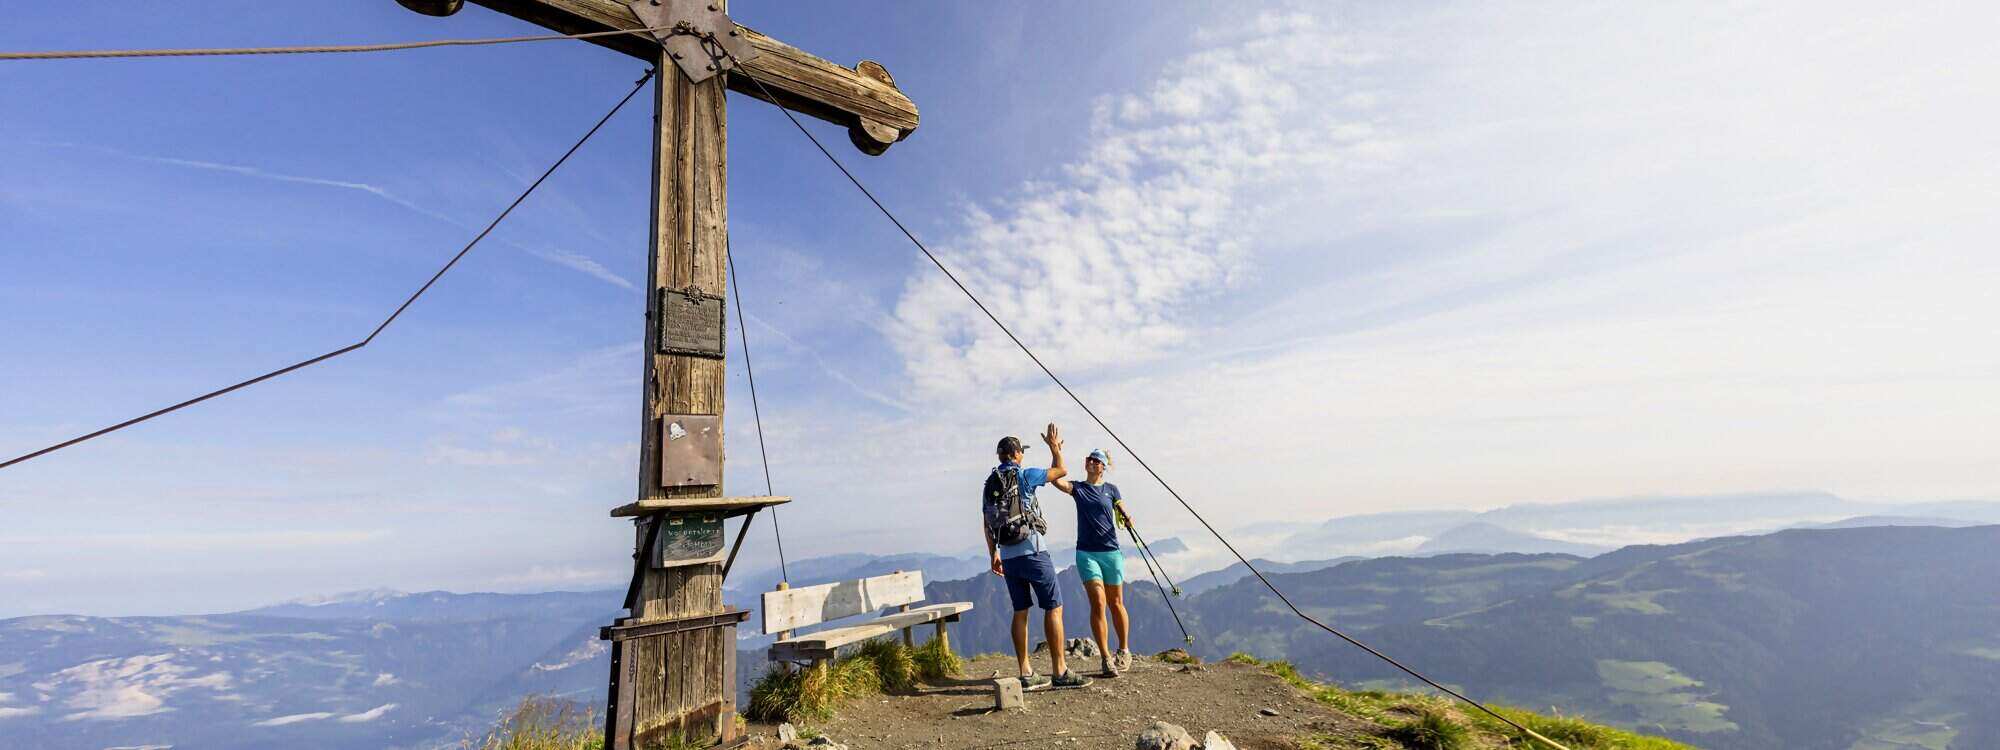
left=1136, top=721, right=1196, bottom=750
left=993, top=677, right=1025, bottom=710
left=1203, top=731, right=1240, bottom=750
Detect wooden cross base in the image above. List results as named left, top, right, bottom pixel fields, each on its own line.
left=602, top=609, right=753, bottom=750
left=605, top=499, right=785, bottom=749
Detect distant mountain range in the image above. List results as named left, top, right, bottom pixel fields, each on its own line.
left=1181, top=526, right=2000, bottom=749
left=1267, top=491, right=2000, bottom=560
left=5, top=493, right=1996, bottom=749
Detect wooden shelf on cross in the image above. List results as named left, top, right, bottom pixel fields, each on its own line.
left=609, top=495, right=790, bottom=518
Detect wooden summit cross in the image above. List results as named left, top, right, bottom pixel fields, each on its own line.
left=394, top=1, right=919, bottom=747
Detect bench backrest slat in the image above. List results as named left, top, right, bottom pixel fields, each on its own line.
left=762, top=570, right=926, bottom=634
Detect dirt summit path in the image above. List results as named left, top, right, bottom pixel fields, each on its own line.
left=750, top=653, right=1378, bottom=750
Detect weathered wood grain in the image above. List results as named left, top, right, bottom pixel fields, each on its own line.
left=761, top=570, right=928, bottom=633
left=618, top=38, right=733, bottom=748
left=419, top=0, right=919, bottom=152
left=766, top=602, right=972, bottom=661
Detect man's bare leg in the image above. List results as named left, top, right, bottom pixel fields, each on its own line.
left=1045, top=605, right=1068, bottom=676
left=1012, top=609, right=1032, bottom=676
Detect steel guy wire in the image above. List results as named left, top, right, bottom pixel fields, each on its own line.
left=0, top=26, right=679, bottom=61
left=0, top=69, right=656, bottom=471
left=724, top=238, right=789, bottom=583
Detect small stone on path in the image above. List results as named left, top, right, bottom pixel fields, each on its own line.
left=1202, top=731, right=1239, bottom=750
left=777, top=723, right=799, bottom=742
left=1258, top=707, right=1280, bottom=716
left=1136, top=720, right=1196, bottom=750
left=994, top=676, right=1025, bottom=711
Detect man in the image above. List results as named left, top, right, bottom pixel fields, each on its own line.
left=1051, top=448, right=1133, bottom=676
left=983, top=424, right=1092, bottom=690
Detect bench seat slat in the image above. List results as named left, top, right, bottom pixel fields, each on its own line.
left=772, top=602, right=972, bottom=652
left=762, top=570, right=927, bottom=634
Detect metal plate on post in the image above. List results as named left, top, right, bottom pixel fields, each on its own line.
left=651, top=512, right=726, bottom=568
left=658, top=287, right=726, bottom=359
left=626, top=0, right=761, bottom=84
left=659, top=414, right=722, bottom=487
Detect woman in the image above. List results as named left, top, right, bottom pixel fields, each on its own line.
left=1051, top=448, right=1133, bottom=676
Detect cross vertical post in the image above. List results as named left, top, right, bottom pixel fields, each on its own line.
left=393, top=2, right=918, bottom=746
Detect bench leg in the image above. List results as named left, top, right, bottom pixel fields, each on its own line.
left=934, top=620, right=950, bottom=653
left=902, top=626, right=914, bottom=648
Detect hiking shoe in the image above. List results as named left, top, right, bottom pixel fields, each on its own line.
left=1098, top=655, right=1118, bottom=678
left=1115, top=649, right=1134, bottom=672
left=1052, top=670, right=1094, bottom=689
left=1019, top=673, right=1052, bottom=692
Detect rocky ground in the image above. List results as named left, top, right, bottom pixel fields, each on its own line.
left=746, top=650, right=1378, bottom=750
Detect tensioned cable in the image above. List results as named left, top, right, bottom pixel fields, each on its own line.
left=1122, top=519, right=1193, bottom=645
left=708, top=38, right=1574, bottom=750
left=723, top=239, right=789, bottom=583
left=0, top=69, right=655, bottom=472
left=0, top=26, right=676, bottom=61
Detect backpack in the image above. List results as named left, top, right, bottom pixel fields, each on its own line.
left=983, top=466, right=1046, bottom=547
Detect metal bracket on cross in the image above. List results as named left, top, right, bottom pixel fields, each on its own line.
left=626, top=0, right=759, bottom=83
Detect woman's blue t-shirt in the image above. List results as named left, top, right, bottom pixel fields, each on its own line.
left=1071, top=481, right=1123, bottom=552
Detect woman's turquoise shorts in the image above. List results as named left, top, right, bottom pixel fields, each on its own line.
left=1075, top=549, right=1126, bottom=585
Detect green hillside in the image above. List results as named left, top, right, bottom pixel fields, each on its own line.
left=1214, top=526, right=2000, bottom=749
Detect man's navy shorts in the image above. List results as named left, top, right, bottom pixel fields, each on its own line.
left=1001, top=551, right=1062, bottom=611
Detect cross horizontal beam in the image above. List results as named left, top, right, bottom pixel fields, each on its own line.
left=405, top=0, right=918, bottom=153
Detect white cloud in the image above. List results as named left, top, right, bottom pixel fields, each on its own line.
left=887, top=11, right=1396, bottom=397
left=370, top=672, right=400, bottom=687
left=490, top=564, right=623, bottom=589
left=0, top=530, right=389, bottom=552
left=0, top=691, right=38, bottom=720
left=750, top=1, right=2000, bottom=552
left=0, top=569, right=47, bottom=582
left=253, top=711, right=335, bottom=727
left=34, top=654, right=232, bottom=721
left=525, top=245, right=636, bottom=290
left=41, top=142, right=634, bottom=290
left=338, top=703, right=397, bottom=723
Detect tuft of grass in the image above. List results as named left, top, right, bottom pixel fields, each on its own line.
left=468, top=696, right=603, bottom=750
left=1156, top=648, right=1201, bottom=665
left=856, top=638, right=916, bottom=693
left=1226, top=652, right=1262, bottom=665
left=749, top=636, right=963, bottom=724
left=1382, top=707, right=1471, bottom=750
left=912, top=636, right=964, bottom=680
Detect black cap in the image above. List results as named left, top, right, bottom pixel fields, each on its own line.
left=996, top=436, right=1027, bottom=456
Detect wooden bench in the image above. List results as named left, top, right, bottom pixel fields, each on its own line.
left=762, top=570, right=972, bottom=666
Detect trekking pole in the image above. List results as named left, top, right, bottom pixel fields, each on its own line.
left=1124, top=519, right=1194, bottom=645
left=1125, top=518, right=1184, bottom=598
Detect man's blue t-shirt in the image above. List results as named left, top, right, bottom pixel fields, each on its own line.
left=1071, top=481, right=1123, bottom=552
left=994, top=462, right=1049, bottom=560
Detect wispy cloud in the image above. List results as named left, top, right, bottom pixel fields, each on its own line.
left=746, top=313, right=913, bottom=413
left=489, top=564, right=623, bottom=589
left=0, top=530, right=390, bottom=552
left=887, top=11, right=1394, bottom=397
left=42, top=142, right=635, bottom=290
left=252, top=711, right=334, bottom=727
left=338, top=703, right=397, bottom=723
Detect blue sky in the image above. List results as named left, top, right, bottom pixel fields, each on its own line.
left=4, top=2, right=1997, bottom=616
